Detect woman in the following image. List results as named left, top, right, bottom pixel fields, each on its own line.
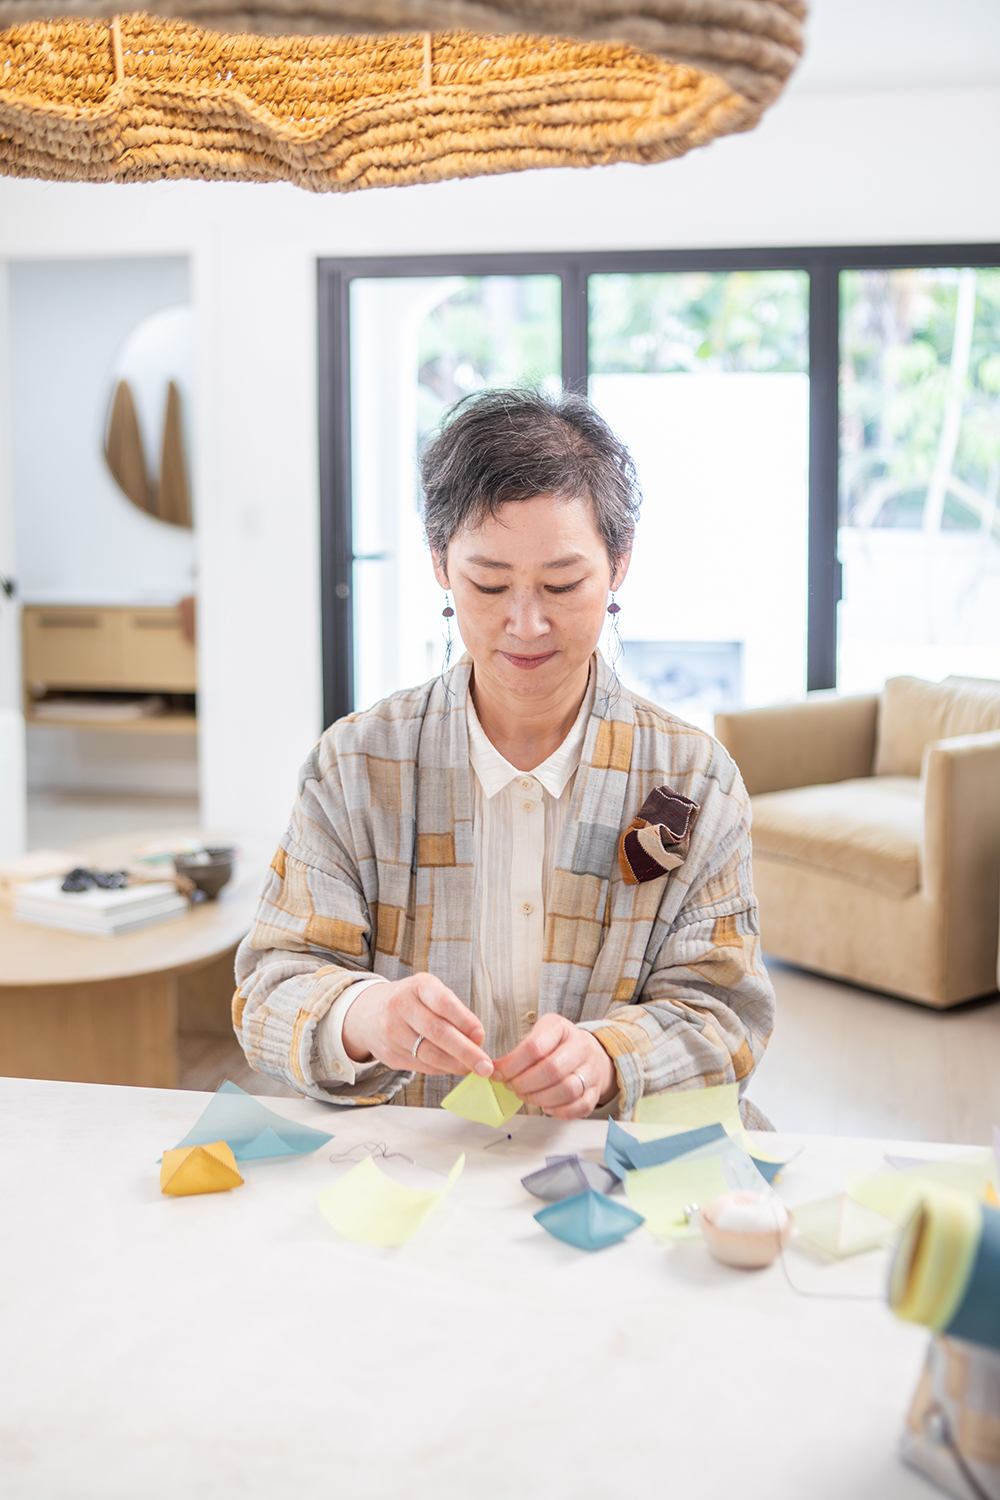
left=234, top=389, right=774, bottom=1121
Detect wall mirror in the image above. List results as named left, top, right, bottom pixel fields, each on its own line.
left=105, top=304, right=195, bottom=529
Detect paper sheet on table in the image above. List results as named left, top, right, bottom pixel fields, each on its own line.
left=632, top=1083, right=742, bottom=1137
left=441, top=1074, right=522, bottom=1127
left=522, top=1155, right=619, bottom=1201
left=318, top=1153, right=464, bottom=1246
left=160, top=1140, right=244, bottom=1196
left=794, top=1194, right=897, bottom=1258
left=850, top=1151, right=996, bottom=1225
left=624, top=1155, right=730, bottom=1239
left=604, top=1119, right=728, bottom=1179
left=171, top=1080, right=333, bottom=1161
left=535, top=1189, right=644, bottom=1251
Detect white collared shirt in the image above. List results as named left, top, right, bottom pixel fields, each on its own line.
left=317, top=672, right=595, bottom=1083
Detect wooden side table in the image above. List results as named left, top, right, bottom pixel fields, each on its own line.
left=0, top=831, right=261, bottom=1088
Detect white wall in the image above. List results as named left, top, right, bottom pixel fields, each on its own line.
left=1, top=81, right=999, bottom=840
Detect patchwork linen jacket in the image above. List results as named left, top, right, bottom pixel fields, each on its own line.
left=233, top=654, right=775, bottom=1119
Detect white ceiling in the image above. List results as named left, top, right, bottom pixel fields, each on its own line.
left=789, top=0, right=1000, bottom=91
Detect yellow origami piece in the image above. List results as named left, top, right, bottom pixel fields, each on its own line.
left=318, top=1153, right=465, bottom=1246
left=633, top=1082, right=742, bottom=1137
left=624, top=1154, right=730, bottom=1240
left=849, top=1151, right=996, bottom=1227
left=160, top=1139, right=244, bottom=1196
left=441, top=1073, right=523, bottom=1128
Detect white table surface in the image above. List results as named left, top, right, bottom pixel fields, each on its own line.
left=0, top=1078, right=943, bottom=1500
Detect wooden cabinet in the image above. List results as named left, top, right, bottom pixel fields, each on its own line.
left=23, top=604, right=197, bottom=731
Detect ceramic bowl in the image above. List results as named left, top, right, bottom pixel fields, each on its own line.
left=699, top=1191, right=793, bottom=1269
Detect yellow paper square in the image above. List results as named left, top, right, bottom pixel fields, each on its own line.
left=317, top=1153, right=464, bottom=1246
left=441, top=1074, right=523, bottom=1127
left=633, top=1083, right=742, bottom=1138
left=849, top=1152, right=995, bottom=1226
left=624, top=1155, right=729, bottom=1239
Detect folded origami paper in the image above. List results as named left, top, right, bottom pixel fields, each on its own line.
left=535, top=1190, right=644, bottom=1251
left=850, top=1151, right=996, bottom=1227
left=441, top=1073, right=523, bottom=1128
left=170, top=1079, right=333, bottom=1162
left=604, top=1119, right=727, bottom=1180
left=318, top=1153, right=465, bottom=1246
left=160, top=1140, right=244, bottom=1196
left=521, top=1154, right=619, bottom=1202
left=793, top=1194, right=896, bottom=1258
left=624, top=1155, right=730, bottom=1239
left=890, top=1189, right=1000, bottom=1353
left=633, top=1083, right=742, bottom=1136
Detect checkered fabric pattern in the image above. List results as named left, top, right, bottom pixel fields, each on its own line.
left=233, top=653, right=774, bottom=1119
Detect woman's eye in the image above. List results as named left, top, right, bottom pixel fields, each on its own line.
left=474, top=584, right=507, bottom=595
left=546, top=581, right=582, bottom=594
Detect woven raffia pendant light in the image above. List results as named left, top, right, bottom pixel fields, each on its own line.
left=0, top=1, right=805, bottom=191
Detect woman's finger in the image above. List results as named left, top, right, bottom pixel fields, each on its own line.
left=494, top=1015, right=567, bottom=1083
left=411, top=975, right=487, bottom=1043
left=507, top=1038, right=584, bottom=1100
left=398, top=996, right=492, bottom=1076
left=405, top=1035, right=466, bottom=1076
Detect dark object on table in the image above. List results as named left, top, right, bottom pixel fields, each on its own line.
left=61, top=868, right=129, bottom=893
left=173, top=848, right=235, bottom=901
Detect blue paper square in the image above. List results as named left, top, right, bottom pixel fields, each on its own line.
left=604, top=1118, right=728, bottom=1179
left=170, top=1080, right=333, bottom=1161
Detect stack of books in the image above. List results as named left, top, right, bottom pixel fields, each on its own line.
left=13, top=876, right=188, bottom=937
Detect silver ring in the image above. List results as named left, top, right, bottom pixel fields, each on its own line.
left=412, top=1034, right=425, bottom=1059
left=574, top=1071, right=587, bottom=1099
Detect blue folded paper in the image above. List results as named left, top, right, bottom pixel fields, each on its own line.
left=535, top=1189, right=645, bottom=1251
left=170, top=1080, right=334, bottom=1161
left=604, top=1118, right=728, bottom=1180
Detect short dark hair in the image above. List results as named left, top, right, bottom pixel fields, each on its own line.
left=420, top=388, right=641, bottom=571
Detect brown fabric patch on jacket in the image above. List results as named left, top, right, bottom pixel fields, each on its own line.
left=618, top=784, right=699, bottom=885
left=304, top=913, right=365, bottom=955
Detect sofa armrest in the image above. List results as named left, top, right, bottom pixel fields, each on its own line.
left=922, top=731, right=1000, bottom=996
left=713, top=693, right=879, bottom=795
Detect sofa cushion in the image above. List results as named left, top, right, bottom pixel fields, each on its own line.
left=874, top=675, right=1000, bottom=777
left=750, top=776, right=923, bottom=897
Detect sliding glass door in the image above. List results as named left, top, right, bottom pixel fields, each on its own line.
left=320, top=245, right=1000, bottom=726
left=838, top=266, right=1000, bottom=691
left=348, top=274, right=561, bottom=711
left=589, top=270, right=809, bottom=728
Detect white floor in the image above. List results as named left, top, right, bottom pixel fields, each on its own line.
left=25, top=791, right=1000, bottom=1146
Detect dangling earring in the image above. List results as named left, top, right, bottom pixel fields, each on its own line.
left=441, top=593, right=454, bottom=677
left=602, top=592, right=624, bottom=715
left=606, top=593, right=623, bottom=668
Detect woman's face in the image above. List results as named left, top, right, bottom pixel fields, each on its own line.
left=433, top=493, right=630, bottom=704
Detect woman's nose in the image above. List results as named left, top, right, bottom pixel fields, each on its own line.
left=505, top=592, right=550, bottom=643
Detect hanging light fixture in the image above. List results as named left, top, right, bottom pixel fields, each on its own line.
left=0, top=2, right=805, bottom=190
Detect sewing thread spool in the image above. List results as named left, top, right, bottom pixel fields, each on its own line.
left=890, top=1188, right=1000, bottom=1352
left=699, top=1190, right=792, bottom=1269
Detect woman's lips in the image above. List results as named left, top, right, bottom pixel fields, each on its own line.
left=501, top=650, right=557, bottom=670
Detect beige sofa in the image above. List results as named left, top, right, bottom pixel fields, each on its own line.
left=715, top=676, right=1000, bottom=1008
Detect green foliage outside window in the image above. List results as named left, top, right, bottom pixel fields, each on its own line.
left=588, top=271, right=809, bottom=374
left=840, top=268, right=1000, bottom=536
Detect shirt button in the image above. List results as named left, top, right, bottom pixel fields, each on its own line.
left=332, top=1061, right=345, bottom=1076
left=521, top=800, right=534, bottom=812
left=519, top=777, right=533, bottom=790
left=525, top=1010, right=538, bottom=1024
left=522, top=901, right=534, bottom=916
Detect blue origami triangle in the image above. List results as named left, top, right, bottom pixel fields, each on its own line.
left=170, top=1080, right=333, bottom=1161
left=604, top=1118, right=727, bottom=1179
left=534, top=1189, right=645, bottom=1251
left=521, top=1155, right=619, bottom=1202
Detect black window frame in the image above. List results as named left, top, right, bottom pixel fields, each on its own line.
left=318, top=243, right=1000, bottom=728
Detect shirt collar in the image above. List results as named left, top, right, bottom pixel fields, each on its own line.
left=466, top=666, right=596, bottom=801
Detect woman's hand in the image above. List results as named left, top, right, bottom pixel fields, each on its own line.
left=493, top=1015, right=618, bottom=1119
left=341, top=973, right=494, bottom=1078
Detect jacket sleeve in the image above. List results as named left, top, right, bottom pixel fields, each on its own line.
left=579, top=770, right=775, bottom=1122
left=232, top=744, right=415, bottom=1106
